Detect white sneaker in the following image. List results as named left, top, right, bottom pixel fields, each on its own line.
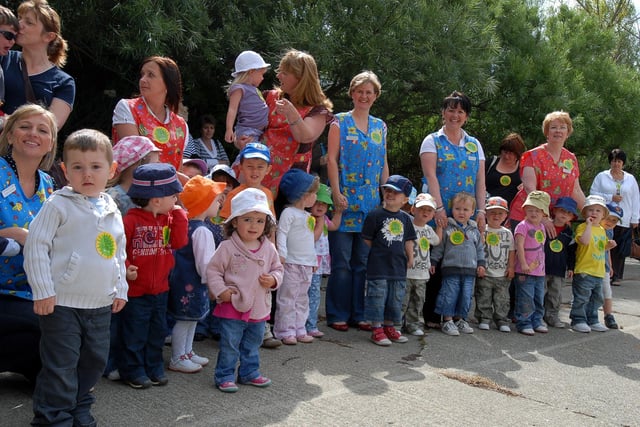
left=455, top=319, right=474, bottom=334
left=187, top=351, right=209, bottom=366
left=442, top=320, right=460, bottom=336
left=478, top=322, right=490, bottom=330
left=410, top=328, right=425, bottom=336
left=169, top=355, right=203, bottom=373
left=589, top=323, right=608, bottom=332
left=499, top=325, right=511, bottom=333
left=572, top=323, right=591, bottom=333
left=534, top=324, right=548, bottom=333
left=106, top=369, right=120, bottom=381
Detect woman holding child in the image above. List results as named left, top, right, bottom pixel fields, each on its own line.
left=325, top=71, right=388, bottom=332
left=259, top=49, right=333, bottom=195
left=0, top=104, right=57, bottom=381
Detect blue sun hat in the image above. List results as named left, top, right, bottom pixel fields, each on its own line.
left=128, top=163, right=183, bottom=199
left=381, top=175, right=414, bottom=197
left=553, top=197, right=578, bottom=218
left=606, top=203, right=623, bottom=222
left=279, top=169, right=317, bottom=203
left=238, top=142, right=271, bottom=163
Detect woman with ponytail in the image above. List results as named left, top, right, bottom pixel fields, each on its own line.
left=1, top=0, right=75, bottom=129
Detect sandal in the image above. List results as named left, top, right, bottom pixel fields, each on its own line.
left=329, top=323, right=349, bottom=332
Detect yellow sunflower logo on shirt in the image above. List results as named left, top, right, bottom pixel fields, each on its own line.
left=96, top=232, right=116, bottom=259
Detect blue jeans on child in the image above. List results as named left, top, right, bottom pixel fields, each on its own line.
left=119, top=292, right=168, bottom=382
left=435, top=274, right=475, bottom=318
left=32, top=305, right=111, bottom=426
left=514, top=274, right=545, bottom=330
left=306, top=273, right=322, bottom=332
left=215, top=318, right=264, bottom=386
left=325, top=231, right=370, bottom=325
left=570, top=273, right=603, bottom=326
left=364, top=279, right=406, bottom=324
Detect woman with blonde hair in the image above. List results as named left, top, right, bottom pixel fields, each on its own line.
left=239, top=49, right=333, bottom=195
left=0, top=104, right=57, bottom=382
left=1, top=0, right=75, bottom=129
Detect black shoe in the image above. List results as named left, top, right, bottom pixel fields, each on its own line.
left=125, top=376, right=152, bottom=389
left=193, top=333, right=207, bottom=342
left=604, top=314, right=619, bottom=329
left=149, top=375, right=169, bottom=386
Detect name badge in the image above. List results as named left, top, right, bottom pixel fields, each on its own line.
left=2, top=184, right=16, bottom=198
left=346, top=135, right=358, bottom=141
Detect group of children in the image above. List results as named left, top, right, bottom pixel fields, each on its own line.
left=18, top=49, right=625, bottom=424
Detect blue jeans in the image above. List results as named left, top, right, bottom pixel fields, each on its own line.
left=514, top=274, right=545, bottom=330
left=306, top=273, right=322, bottom=332
left=435, top=274, right=475, bottom=319
left=215, top=318, right=264, bottom=385
left=570, top=273, right=603, bottom=326
left=364, top=279, right=406, bottom=324
left=32, top=305, right=110, bottom=426
left=325, top=231, right=370, bottom=324
left=119, top=292, right=168, bottom=381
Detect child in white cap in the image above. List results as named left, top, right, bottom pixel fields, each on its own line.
left=206, top=188, right=283, bottom=392
left=571, top=195, right=612, bottom=333
left=225, top=50, right=270, bottom=148
left=403, top=193, right=441, bottom=336
left=475, top=196, right=514, bottom=332
left=514, top=190, right=550, bottom=336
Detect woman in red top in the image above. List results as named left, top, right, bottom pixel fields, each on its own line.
left=510, top=111, right=586, bottom=236
left=248, top=49, right=333, bottom=195
left=112, top=56, right=188, bottom=171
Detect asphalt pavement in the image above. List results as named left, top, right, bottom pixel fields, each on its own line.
left=2, top=260, right=640, bottom=426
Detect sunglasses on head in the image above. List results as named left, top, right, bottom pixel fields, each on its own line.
left=0, top=30, right=16, bottom=41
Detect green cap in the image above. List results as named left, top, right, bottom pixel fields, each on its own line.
left=316, top=183, right=333, bottom=205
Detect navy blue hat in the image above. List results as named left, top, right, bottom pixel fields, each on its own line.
left=239, top=142, right=271, bottom=163
left=381, top=175, right=414, bottom=197
left=279, top=169, right=316, bottom=203
left=128, top=163, right=183, bottom=199
left=553, top=197, right=578, bottom=217
left=606, top=203, right=624, bottom=221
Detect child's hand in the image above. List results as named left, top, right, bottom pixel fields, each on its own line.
left=218, top=288, right=237, bottom=302
left=606, top=240, right=617, bottom=250
left=567, top=270, right=574, bottom=279
left=126, top=265, right=138, bottom=281
left=477, top=266, right=486, bottom=278
left=225, top=129, right=236, bottom=144
left=333, top=202, right=345, bottom=214
left=585, top=216, right=594, bottom=226
left=112, top=298, right=126, bottom=313
left=506, top=267, right=515, bottom=279
left=429, top=265, right=436, bottom=275
left=258, top=273, right=276, bottom=289
left=33, top=296, right=55, bottom=316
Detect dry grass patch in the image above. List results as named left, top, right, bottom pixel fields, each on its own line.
left=440, top=371, right=521, bottom=397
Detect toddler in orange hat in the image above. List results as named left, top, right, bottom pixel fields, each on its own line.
left=168, top=176, right=226, bottom=373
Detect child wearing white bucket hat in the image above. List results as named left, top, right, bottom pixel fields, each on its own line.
left=225, top=50, right=270, bottom=148
left=206, top=188, right=283, bottom=392
left=570, top=195, right=612, bottom=333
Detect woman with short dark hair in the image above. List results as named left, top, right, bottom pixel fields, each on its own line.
left=183, top=114, right=230, bottom=172
left=590, top=148, right=640, bottom=285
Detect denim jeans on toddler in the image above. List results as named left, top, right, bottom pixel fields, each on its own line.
left=306, top=273, right=322, bottom=332
left=119, top=292, right=168, bottom=382
left=435, top=274, right=475, bottom=318
left=32, top=305, right=111, bottom=426
left=364, top=279, right=406, bottom=324
left=514, top=274, right=545, bottom=331
left=215, top=318, right=264, bottom=386
left=570, top=273, right=603, bottom=326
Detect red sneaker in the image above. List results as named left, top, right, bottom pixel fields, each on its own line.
left=370, top=327, right=391, bottom=346
left=383, top=326, right=408, bottom=343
